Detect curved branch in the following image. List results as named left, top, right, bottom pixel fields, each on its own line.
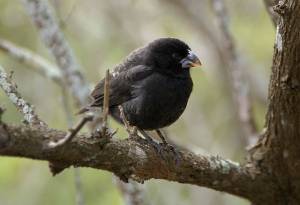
left=0, top=123, right=271, bottom=201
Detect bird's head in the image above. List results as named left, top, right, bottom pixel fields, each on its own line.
left=145, top=38, right=201, bottom=76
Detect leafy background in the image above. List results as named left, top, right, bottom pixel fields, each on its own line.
left=0, top=0, right=274, bottom=204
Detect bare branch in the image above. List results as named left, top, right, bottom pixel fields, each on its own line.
left=116, top=180, right=147, bottom=205
left=21, top=0, right=90, bottom=106
left=60, top=87, right=85, bottom=205
left=0, top=34, right=86, bottom=205
left=0, top=65, right=45, bottom=126
left=0, top=123, right=271, bottom=202
left=48, top=113, right=94, bottom=148
left=0, top=39, right=62, bottom=84
left=211, top=0, right=259, bottom=146
left=74, top=168, right=85, bottom=205
left=102, top=70, right=110, bottom=128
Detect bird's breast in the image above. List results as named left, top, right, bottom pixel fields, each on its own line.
left=124, top=73, right=193, bottom=130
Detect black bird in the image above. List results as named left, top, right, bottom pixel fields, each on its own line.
left=81, top=38, right=201, bottom=148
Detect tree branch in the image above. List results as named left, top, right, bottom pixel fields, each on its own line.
left=21, top=0, right=90, bottom=106
left=20, top=1, right=146, bottom=204
left=74, top=168, right=85, bottom=205
left=0, top=38, right=62, bottom=85
left=211, top=0, right=259, bottom=146
left=0, top=123, right=271, bottom=201
left=115, top=180, right=147, bottom=205
left=0, top=65, right=45, bottom=126
left=249, top=1, right=300, bottom=203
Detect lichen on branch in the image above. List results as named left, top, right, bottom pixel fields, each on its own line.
left=0, top=65, right=45, bottom=126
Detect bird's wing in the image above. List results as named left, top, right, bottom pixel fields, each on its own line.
left=90, top=65, right=152, bottom=108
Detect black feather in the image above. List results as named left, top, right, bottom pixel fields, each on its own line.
left=83, top=38, right=198, bottom=130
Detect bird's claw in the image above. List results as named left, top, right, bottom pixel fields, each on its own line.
left=144, top=139, right=181, bottom=165
left=159, top=143, right=181, bottom=165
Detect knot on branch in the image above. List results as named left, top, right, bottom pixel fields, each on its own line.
left=49, top=161, right=71, bottom=176
left=279, top=74, right=300, bottom=91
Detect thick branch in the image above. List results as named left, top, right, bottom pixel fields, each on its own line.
left=0, top=123, right=272, bottom=201
left=249, top=1, right=300, bottom=203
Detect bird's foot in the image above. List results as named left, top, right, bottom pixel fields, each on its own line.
left=144, top=138, right=180, bottom=165
left=137, top=129, right=180, bottom=165
left=159, top=142, right=181, bottom=165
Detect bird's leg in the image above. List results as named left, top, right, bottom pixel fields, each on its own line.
left=155, top=129, right=181, bottom=165
left=137, top=128, right=167, bottom=158
left=118, top=105, right=137, bottom=137
left=136, top=129, right=181, bottom=164
left=155, top=129, right=168, bottom=145
left=138, top=129, right=156, bottom=144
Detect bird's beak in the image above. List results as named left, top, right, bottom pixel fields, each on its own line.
left=180, top=51, right=202, bottom=68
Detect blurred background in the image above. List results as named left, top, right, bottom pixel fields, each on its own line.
left=0, top=0, right=274, bottom=204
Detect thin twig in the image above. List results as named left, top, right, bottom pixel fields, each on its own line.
left=118, top=105, right=133, bottom=134
left=102, top=70, right=110, bottom=128
left=60, top=87, right=85, bottom=205
left=0, top=39, right=62, bottom=84
left=115, top=179, right=147, bottom=205
left=0, top=65, right=45, bottom=126
left=47, top=113, right=94, bottom=148
left=118, top=105, right=138, bottom=138
left=211, top=0, right=259, bottom=147
left=74, top=168, right=85, bottom=205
